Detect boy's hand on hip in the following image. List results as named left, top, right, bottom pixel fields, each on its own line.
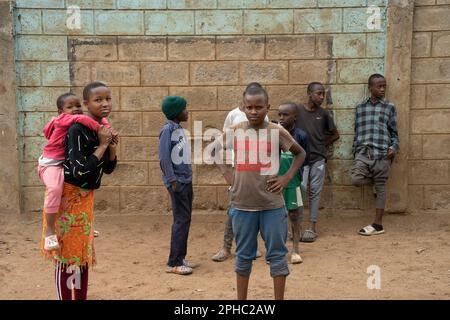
left=266, top=176, right=290, bottom=193
left=386, top=148, right=395, bottom=160
left=171, top=181, right=177, bottom=191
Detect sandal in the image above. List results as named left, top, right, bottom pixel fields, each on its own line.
left=93, top=230, right=100, bottom=237
left=44, top=234, right=59, bottom=251
left=212, top=248, right=231, bottom=262
left=358, top=224, right=385, bottom=236
left=300, top=229, right=317, bottom=243
left=165, top=265, right=193, bottom=275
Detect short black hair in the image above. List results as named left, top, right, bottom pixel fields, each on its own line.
left=307, top=82, right=324, bottom=93
left=83, top=81, right=108, bottom=101
left=368, top=74, right=385, bottom=85
left=279, top=102, right=298, bottom=113
left=243, top=82, right=268, bottom=103
left=56, top=92, right=77, bottom=110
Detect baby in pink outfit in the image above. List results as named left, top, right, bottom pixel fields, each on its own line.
left=38, top=92, right=109, bottom=251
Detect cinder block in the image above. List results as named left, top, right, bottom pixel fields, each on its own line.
left=16, top=62, right=41, bottom=86
left=142, top=112, right=167, bottom=136
left=343, top=8, right=385, bottom=33
left=22, top=136, right=46, bottom=161
left=329, top=186, right=363, bottom=209
left=120, top=87, right=168, bottom=111
left=16, top=0, right=64, bottom=8
left=69, top=36, right=118, bottom=61
left=424, top=186, right=450, bottom=210
left=94, top=186, right=120, bottom=215
left=337, top=59, right=383, bottom=84
left=196, top=10, right=243, bottom=34
left=410, top=85, right=426, bottom=109
left=409, top=160, right=450, bottom=185
left=329, top=84, right=365, bottom=109
left=16, top=35, right=67, bottom=61
left=334, top=109, right=355, bottom=134
left=43, top=10, right=94, bottom=35
left=19, top=112, right=47, bottom=137
left=240, top=61, right=288, bottom=85
left=216, top=36, right=265, bottom=60
left=267, top=0, right=316, bottom=8
left=191, top=62, right=239, bottom=85
left=148, top=161, right=164, bottom=186
left=217, top=86, right=247, bottom=111
left=168, top=37, right=215, bottom=61
left=41, top=62, right=70, bottom=86
left=120, top=186, right=169, bottom=214
left=120, top=137, right=158, bottom=161
left=218, top=0, right=266, bottom=9
left=92, top=62, right=140, bottom=86
left=196, top=164, right=225, bottom=185
left=102, top=162, right=148, bottom=186
left=414, top=6, right=450, bottom=31
left=244, top=9, right=293, bottom=34
left=14, top=9, right=42, bottom=34
left=145, top=11, right=194, bottom=35
left=426, top=85, right=450, bottom=109
left=317, top=34, right=366, bottom=59
left=193, top=186, right=218, bottom=210
left=318, top=0, right=365, bottom=6
left=21, top=161, right=41, bottom=187
left=412, top=59, right=450, bottom=84
left=108, top=112, right=142, bottom=136
left=70, top=62, right=93, bottom=87
left=18, top=87, right=66, bottom=112
left=366, top=33, right=385, bottom=57
left=191, top=111, right=229, bottom=130
left=412, top=32, right=431, bottom=57
left=432, top=32, right=450, bottom=57
left=65, top=0, right=116, bottom=9
left=332, top=134, right=353, bottom=160
left=266, top=85, right=308, bottom=108
left=326, top=160, right=353, bottom=185
left=294, top=9, right=342, bottom=33
left=408, top=134, right=423, bottom=160
left=169, top=87, right=217, bottom=110
left=423, top=135, right=450, bottom=159
left=118, top=36, right=166, bottom=61
left=117, top=0, right=166, bottom=9
left=141, top=62, right=189, bottom=85
left=266, top=35, right=315, bottom=59
left=290, top=60, right=337, bottom=84
left=411, top=110, right=450, bottom=134
left=95, top=11, right=144, bottom=35
left=168, top=0, right=216, bottom=9
left=407, top=185, right=423, bottom=212
left=21, top=186, right=45, bottom=213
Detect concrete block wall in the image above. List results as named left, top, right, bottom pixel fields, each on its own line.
left=409, top=0, right=450, bottom=212
left=13, top=0, right=389, bottom=214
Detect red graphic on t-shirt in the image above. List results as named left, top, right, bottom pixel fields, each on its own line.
left=234, top=138, right=274, bottom=173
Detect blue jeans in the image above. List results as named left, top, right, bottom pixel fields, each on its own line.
left=230, top=207, right=289, bottom=278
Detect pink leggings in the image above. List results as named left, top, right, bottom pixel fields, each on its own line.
left=38, top=165, right=64, bottom=213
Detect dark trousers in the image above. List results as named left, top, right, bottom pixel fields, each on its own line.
left=55, top=262, right=89, bottom=300
left=167, top=182, right=193, bottom=267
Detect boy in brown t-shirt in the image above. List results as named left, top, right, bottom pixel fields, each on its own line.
left=210, top=86, right=306, bottom=300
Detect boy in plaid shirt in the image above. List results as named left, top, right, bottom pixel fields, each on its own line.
left=351, top=74, right=399, bottom=236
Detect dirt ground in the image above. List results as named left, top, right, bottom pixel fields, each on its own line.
left=0, top=210, right=449, bottom=300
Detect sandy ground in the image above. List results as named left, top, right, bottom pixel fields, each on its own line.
left=0, top=210, right=449, bottom=300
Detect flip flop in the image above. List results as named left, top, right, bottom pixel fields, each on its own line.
left=358, top=224, right=385, bottom=236
left=44, top=234, right=60, bottom=251
left=300, top=229, right=317, bottom=242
